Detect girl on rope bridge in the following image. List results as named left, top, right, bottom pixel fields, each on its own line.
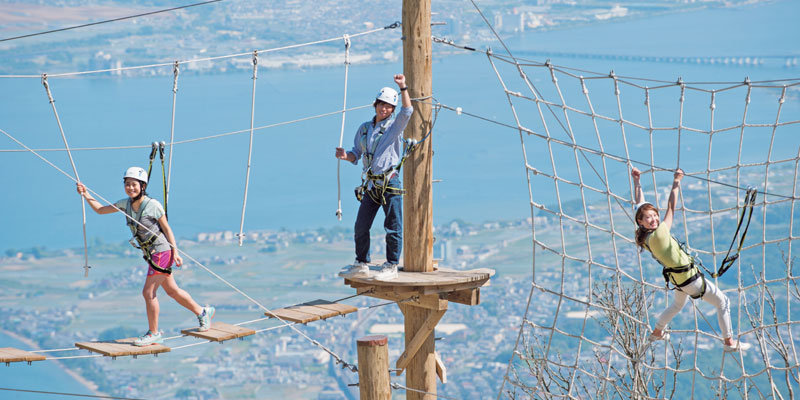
left=76, top=167, right=214, bottom=346
left=631, top=167, right=748, bottom=352
left=335, top=73, right=413, bottom=281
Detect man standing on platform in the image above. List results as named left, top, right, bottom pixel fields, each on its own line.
left=335, top=73, right=413, bottom=281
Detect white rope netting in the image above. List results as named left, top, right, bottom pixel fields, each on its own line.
left=486, top=51, right=800, bottom=399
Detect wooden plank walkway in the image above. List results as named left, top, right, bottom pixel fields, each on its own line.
left=267, top=299, right=358, bottom=324
left=75, top=338, right=170, bottom=358
left=0, top=347, right=46, bottom=364
left=182, top=322, right=255, bottom=342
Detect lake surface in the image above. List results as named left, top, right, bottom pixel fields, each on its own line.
left=1, top=1, right=797, bottom=252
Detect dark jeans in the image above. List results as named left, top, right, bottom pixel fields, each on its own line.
left=354, top=176, right=402, bottom=264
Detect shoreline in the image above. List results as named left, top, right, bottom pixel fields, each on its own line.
left=1, top=328, right=104, bottom=396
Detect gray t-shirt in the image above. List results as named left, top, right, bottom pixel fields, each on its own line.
left=115, top=196, right=171, bottom=254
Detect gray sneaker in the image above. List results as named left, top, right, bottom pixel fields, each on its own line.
left=339, top=261, right=370, bottom=278
left=198, top=306, right=215, bottom=332
left=373, top=262, right=398, bottom=281
left=133, top=330, right=163, bottom=347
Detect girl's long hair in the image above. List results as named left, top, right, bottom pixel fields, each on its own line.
left=635, top=203, right=658, bottom=251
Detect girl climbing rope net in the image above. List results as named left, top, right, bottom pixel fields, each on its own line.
left=631, top=167, right=749, bottom=352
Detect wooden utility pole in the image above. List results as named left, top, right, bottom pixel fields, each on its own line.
left=402, top=0, right=435, bottom=399
left=403, top=1, right=433, bottom=271
left=357, top=335, right=391, bottom=400
left=342, top=2, right=491, bottom=398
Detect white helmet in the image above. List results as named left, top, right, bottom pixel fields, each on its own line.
left=375, top=87, right=398, bottom=107
left=123, top=166, right=148, bottom=183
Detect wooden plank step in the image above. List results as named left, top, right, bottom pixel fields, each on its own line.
left=75, top=338, right=170, bottom=358
left=182, top=322, right=255, bottom=342
left=266, top=307, right=321, bottom=324
left=0, top=347, right=46, bottom=364
left=267, top=300, right=358, bottom=324
left=304, top=299, right=358, bottom=316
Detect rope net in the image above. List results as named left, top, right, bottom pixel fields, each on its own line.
left=488, top=53, right=800, bottom=399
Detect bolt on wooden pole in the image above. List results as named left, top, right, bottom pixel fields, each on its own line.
left=357, top=335, right=390, bottom=400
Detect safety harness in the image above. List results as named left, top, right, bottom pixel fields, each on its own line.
left=645, top=236, right=706, bottom=299
left=125, top=197, right=171, bottom=275
left=127, top=142, right=171, bottom=274
left=353, top=106, right=438, bottom=205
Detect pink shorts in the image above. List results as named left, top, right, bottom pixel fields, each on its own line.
left=147, top=251, right=174, bottom=276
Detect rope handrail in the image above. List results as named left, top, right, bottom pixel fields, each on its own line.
left=0, top=104, right=375, bottom=153
left=0, top=23, right=400, bottom=79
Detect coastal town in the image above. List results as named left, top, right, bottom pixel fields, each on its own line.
left=1, top=217, right=537, bottom=399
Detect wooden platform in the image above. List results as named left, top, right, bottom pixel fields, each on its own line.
left=182, top=322, right=255, bottom=342
left=0, top=347, right=46, bottom=364
left=266, top=299, right=359, bottom=324
left=345, top=266, right=493, bottom=294
left=75, top=338, right=170, bottom=358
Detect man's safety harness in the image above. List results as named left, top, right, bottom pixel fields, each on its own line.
left=645, top=187, right=757, bottom=299
left=354, top=106, right=437, bottom=205
left=355, top=136, right=419, bottom=204
left=126, top=142, right=172, bottom=274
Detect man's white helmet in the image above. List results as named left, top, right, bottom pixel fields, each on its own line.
left=123, top=166, right=148, bottom=182
left=375, top=87, right=398, bottom=107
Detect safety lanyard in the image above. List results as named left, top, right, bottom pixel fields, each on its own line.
left=714, top=187, right=757, bottom=278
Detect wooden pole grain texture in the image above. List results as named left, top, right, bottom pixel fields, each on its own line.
left=402, top=0, right=436, bottom=399
left=357, top=335, right=390, bottom=400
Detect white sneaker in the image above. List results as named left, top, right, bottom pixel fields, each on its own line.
left=339, top=261, right=370, bottom=278
left=133, top=330, right=163, bottom=347
left=648, top=331, right=670, bottom=342
left=373, top=262, right=398, bottom=281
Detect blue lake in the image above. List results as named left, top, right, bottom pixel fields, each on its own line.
left=0, top=5, right=797, bottom=249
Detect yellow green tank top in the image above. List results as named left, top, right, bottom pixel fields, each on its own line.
left=646, top=223, right=697, bottom=286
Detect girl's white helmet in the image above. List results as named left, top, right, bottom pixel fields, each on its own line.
left=375, top=87, right=398, bottom=107
left=123, top=166, right=148, bottom=182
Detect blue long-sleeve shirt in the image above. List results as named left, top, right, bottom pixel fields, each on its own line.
left=348, top=106, right=414, bottom=176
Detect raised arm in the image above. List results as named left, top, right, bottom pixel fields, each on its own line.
left=662, top=169, right=684, bottom=231
left=395, top=74, right=411, bottom=108
left=76, top=182, right=118, bottom=215
left=631, top=167, right=645, bottom=205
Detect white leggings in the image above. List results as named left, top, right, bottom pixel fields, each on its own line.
left=654, top=276, right=733, bottom=339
